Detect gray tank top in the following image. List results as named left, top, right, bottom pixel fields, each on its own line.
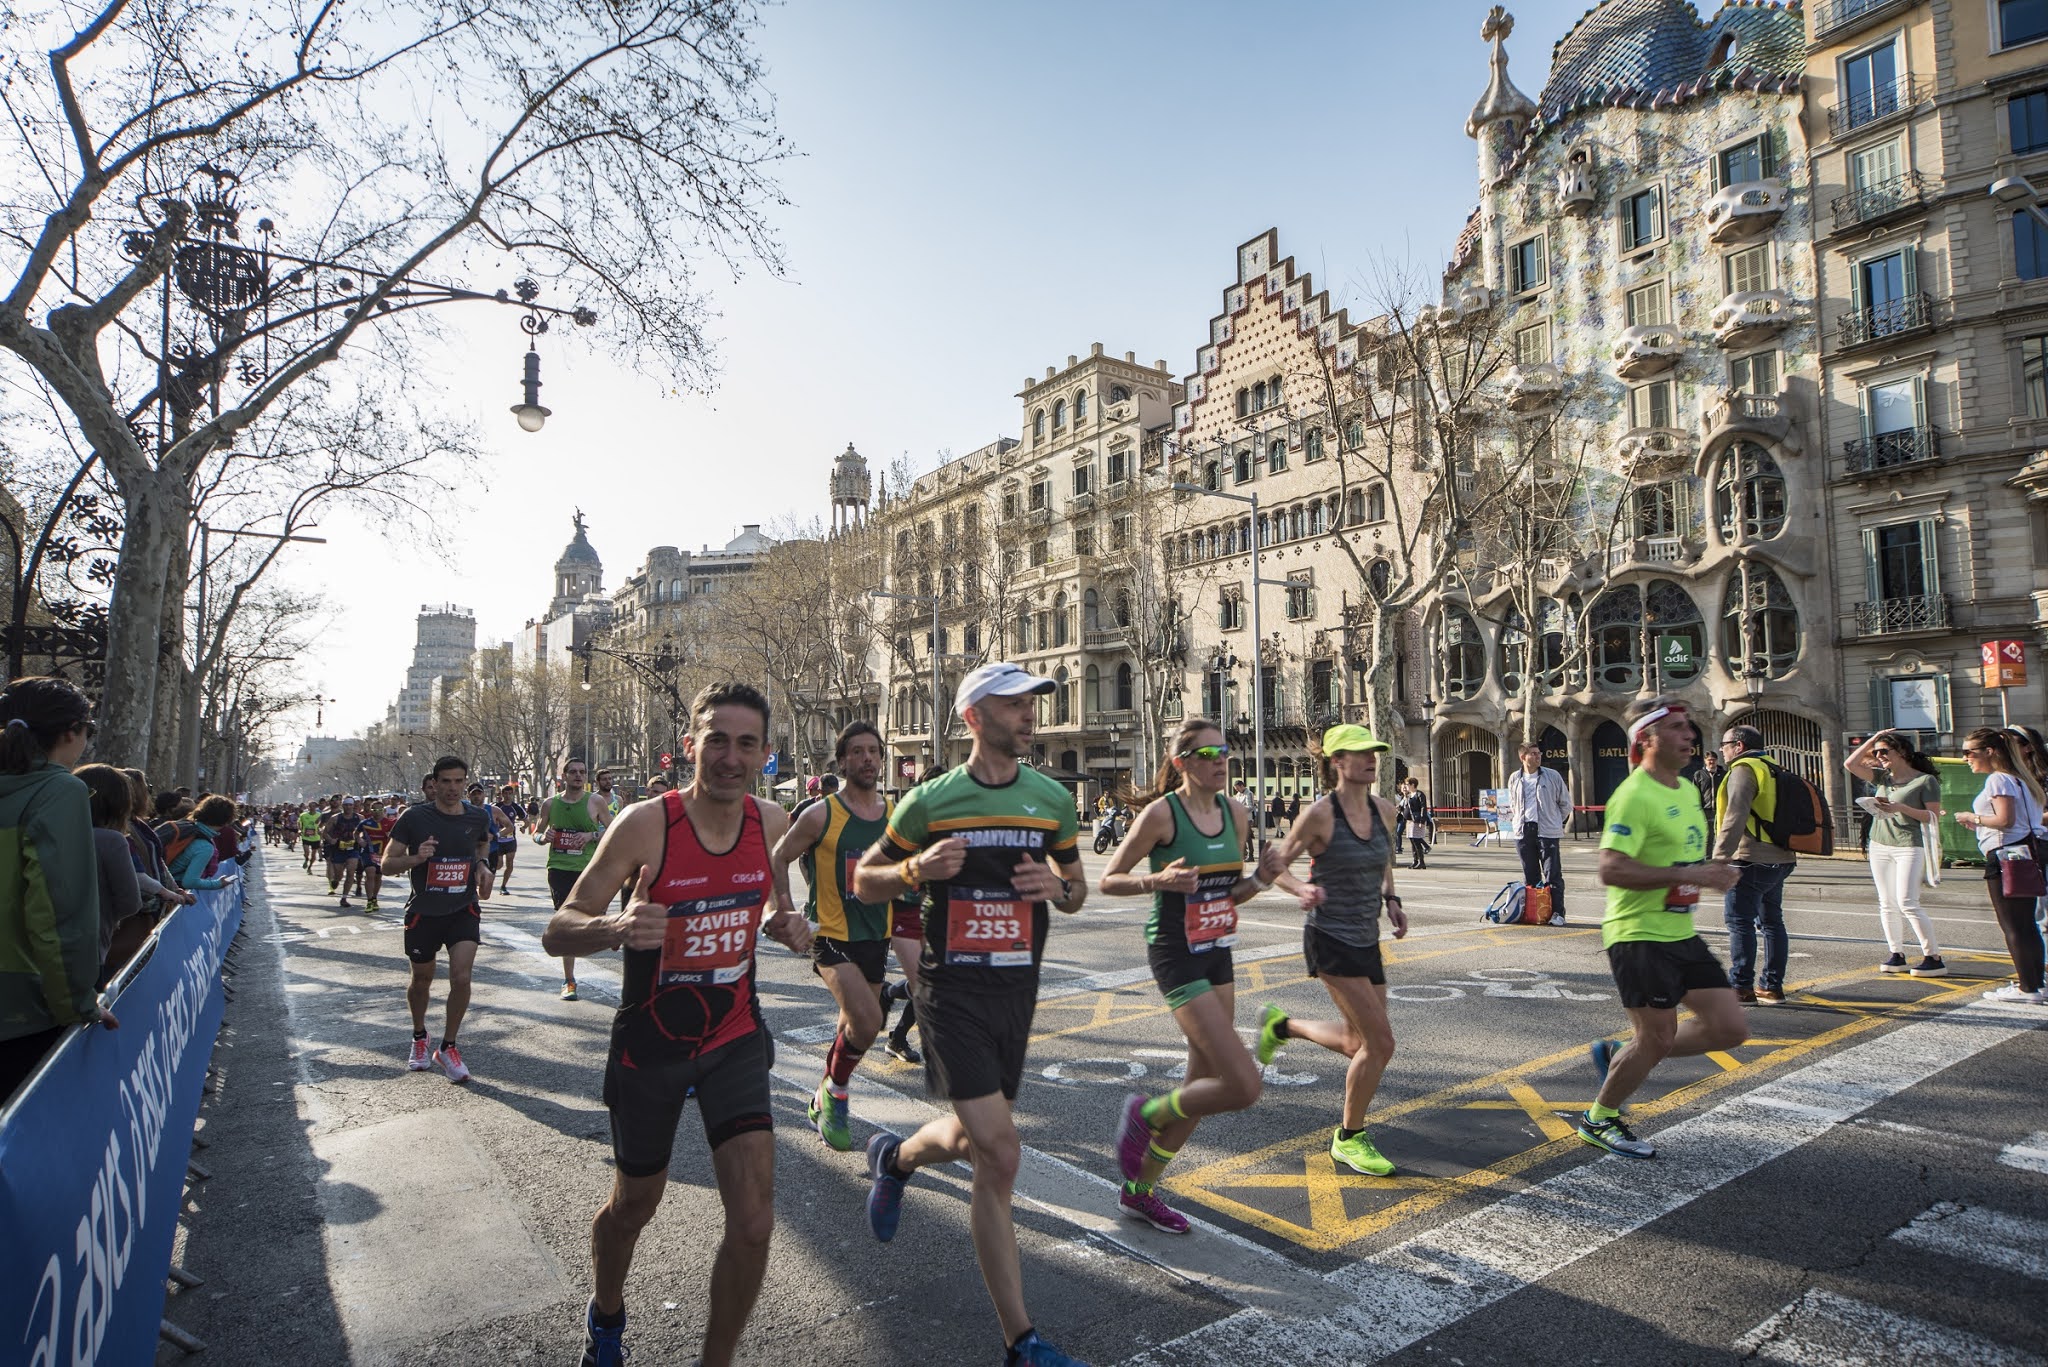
left=1307, top=791, right=1392, bottom=948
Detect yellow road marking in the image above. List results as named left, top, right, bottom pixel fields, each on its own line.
left=1163, top=966, right=1985, bottom=1251
left=1504, top=1081, right=1576, bottom=1141
left=1704, top=1050, right=1743, bottom=1072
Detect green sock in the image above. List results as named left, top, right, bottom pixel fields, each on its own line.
left=1140, top=1089, right=1189, bottom=1128
left=1588, top=1102, right=1621, bottom=1123
left=1146, top=1139, right=1178, bottom=1171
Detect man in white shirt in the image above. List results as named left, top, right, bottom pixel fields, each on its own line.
left=1505, top=742, right=1571, bottom=922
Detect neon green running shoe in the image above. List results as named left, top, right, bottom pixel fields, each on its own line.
left=1255, top=1003, right=1288, bottom=1067
left=1330, top=1127, right=1396, bottom=1177
left=809, top=1081, right=852, bottom=1152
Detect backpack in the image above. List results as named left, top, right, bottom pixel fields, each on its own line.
left=159, top=820, right=221, bottom=876
left=0, top=824, right=84, bottom=1024
left=1725, top=755, right=1834, bottom=857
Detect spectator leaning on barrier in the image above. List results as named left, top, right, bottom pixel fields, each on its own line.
left=163, top=797, right=242, bottom=892
left=1713, top=724, right=1795, bottom=1006
left=0, top=676, right=114, bottom=1104
left=72, top=764, right=143, bottom=987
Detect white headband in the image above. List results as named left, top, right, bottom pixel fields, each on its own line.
left=1627, top=705, right=1684, bottom=743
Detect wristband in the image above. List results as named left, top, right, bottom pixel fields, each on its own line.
left=1058, top=877, right=1075, bottom=903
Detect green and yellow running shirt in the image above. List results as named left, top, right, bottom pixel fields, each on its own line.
left=298, top=810, right=320, bottom=842
left=1598, top=766, right=1709, bottom=947
left=803, top=792, right=892, bottom=942
left=1145, top=792, right=1242, bottom=953
left=880, top=765, right=1080, bottom=991
left=544, top=793, right=603, bottom=872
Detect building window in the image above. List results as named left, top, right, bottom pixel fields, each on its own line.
left=1588, top=589, right=1643, bottom=691
left=2018, top=209, right=2048, bottom=279
left=1442, top=607, right=1486, bottom=699
left=1074, top=390, right=1088, bottom=421
left=1345, top=418, right=1365, bottom=450
left=1001, top=491, right=1018, bottom=521
left=2012, top=89, right=2048, bottom=153
left=1030, top=539, right=1049, bottom=567
left=1730, top=349, right=1777, bottom=396
left=1625, top=280, right=1668, bottom=327
left=1628, top=379, right=1674, bottom=429
left=1632, top=479, right=1692, bottom=540
left=1032, top=410, right=1045, bottom=442
left=1620, top=186, right=1665, bottom=251
left=1644, top=580, right=1704, bottom=685
left=1841, top=40, right=1901, bottom=132
left=1235, top=388, right=1250, bottom=418
left=1220, top=591, right=1245, bottom=631
left=1115, top=662, right=1134, bottom=711
left=1073, top=465, right=1091, bottom=497
left=1014, top=608, right=1030, bottom=654
left=1268, top=439, right=1287, bottom=474
left=1514, top=321, right=1551, bottom=366
left=1346, top=489, right=1365, bottom=524
left=1111, top=516, right=1129, bottom=549
left=1856, top=247, right=1919, bottom=334
left=1053, top=591, right=1070, bottom=646
left=1717, top=134, right=1776, bottom=187
left=1074, top=526, right=1094, bottom=556
left=964, top=623, right=980, bottom=655
left=1715, top=441, right=1787, bottom=541
left=1498, top=607, right=1529, bottom=694
left=1509, top=234, right=1546, bottom=293
left=1029, top=479, right=1049, bottom=510
left=2001, top=0, right=2048, bottom=48
left=1720, top=563, right=1801, bottom=677
left=2022, top=335, right=2048, bottom=418
left=1304, top=427, right=1325, bottom=461
left=1233, top=448, right=1252, bottom=483
left=1107, top=449, right=1127, bottom=485
left=1054, top=666, right=1072, bottom=724
left=1053, top=399, right=1067, bottom=430
left=1864, top=519, right=1940, bottom=602
left=1724, top=245, right=1772, bottom=296
left=964, top=504, right=980, bottom=536
left=1285, top=574, right=1314, bottom=621
left=1110, top=384, right=1130, bottom=403
left=1862, top=374, right=1925, bottom=443
left=1367, top=484, right=1387, bottom=522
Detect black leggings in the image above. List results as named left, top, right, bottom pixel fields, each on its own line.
left=1986, top=868, right=2046, bottom=994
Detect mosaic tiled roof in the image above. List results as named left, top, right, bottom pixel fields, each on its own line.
left=1537, top=0, right=1804, bottom=123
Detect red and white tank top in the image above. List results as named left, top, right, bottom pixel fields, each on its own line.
left=613, top=792, right=768, bottom=1063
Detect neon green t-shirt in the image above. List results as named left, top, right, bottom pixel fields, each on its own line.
left=1598, top=767, right=1709, bottom=947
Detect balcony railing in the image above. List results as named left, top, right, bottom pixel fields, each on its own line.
left=1706, top=179, right=1789, bottom=244
left=1810, top=0, right=1919, bottom=46
left=1837, top=293, right=1933, bottom=350
left=1842, top=426, right=1939, bottom=476
left=1827, top=75, right=1929, bottom=138
left=1609, top=534, right=1692, bottom=570
left=1082, top=626, right=1132, bottom=652
left=1854, top=593, right=1951, bottom=635
left=1830, top=171, right=1927, bottom=231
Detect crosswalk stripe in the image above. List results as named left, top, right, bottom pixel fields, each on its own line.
left=1733, top=1288, right=2045, bottom=1366
left=1121, top=1004, right=2043, bottom=1367
left=2000, top=1130, right=2048, bottom=1175
left=1891, top=1202, right=2048, bottom=1283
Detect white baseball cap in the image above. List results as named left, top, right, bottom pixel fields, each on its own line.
left=954, top=660, right=1057, bottom=716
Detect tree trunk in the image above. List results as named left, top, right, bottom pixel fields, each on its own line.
left=151, top=538, right=193, bottom=783
left=96, top=474, right=184, bottom=768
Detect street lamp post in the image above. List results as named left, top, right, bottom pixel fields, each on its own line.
left=575, top=632, right=687, bottom=784
left=870, top=588, right=942, bottom=771
left=1174, top=480, right=1287, bottom=854
left=1420, top=694, right=1438, bottom=817
left=185, top=524, right=326, bottom=787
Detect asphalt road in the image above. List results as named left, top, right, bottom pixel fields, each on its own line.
left=162, top=831, right=2048, bottom=1366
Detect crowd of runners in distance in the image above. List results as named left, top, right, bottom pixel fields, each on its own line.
left=238, top=668, right=2048, bottom=1367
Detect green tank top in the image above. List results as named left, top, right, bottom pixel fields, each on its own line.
left=801, top=793, right=893, bottom=941
left=298, top=811, right=320, bottom=837
left=545, top=793, right=603, bottom=871
left=1145, top=791, right=1242, bottom=951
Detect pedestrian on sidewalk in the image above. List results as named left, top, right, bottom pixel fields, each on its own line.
left=1954, top=728, right=2048, bottom=1005
left=1505, top=743, right=1570, bottom=921
left=1843, top=732, right=1944, bottom=977
left=1713, top=725, right=1795, bottom=1005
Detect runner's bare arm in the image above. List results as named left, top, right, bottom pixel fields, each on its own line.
left=1375, top=795, right=1406, bottom=937
left=589, top=791, right=613, bottom=830
left=530, top=801, right=553, bottom=843
left=1099, top=799, right=1176, bottom=896
left=755, top=801, right=812, bottom=952
left=381, top=827, right=432, bottom=875
left=1014, top=850, right=1087, bottom=915
left=768, top=798, right=829, bottom=887
left=853, top=833, right=966, bottom=903
left=542, top=801, right=665, bottom=954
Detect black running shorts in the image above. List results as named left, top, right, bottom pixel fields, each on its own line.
left=915, top=982, right=1035, bottom=1103
left=547, top=866, right=581, bottom=910
left=1302, top=926, right=1385, bottom=984
left=1147, top=940, right=1235, bottom=1010
left=403, top=907, right=480, bottom=964
left=812, top=935, right=888, bottom=985
left=604, top=1027, right=774, bottom=1177
left=1605, top=935, right=1731, bottom=1010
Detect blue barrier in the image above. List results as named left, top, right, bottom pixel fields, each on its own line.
left=0, top=876, right=245, bottom=1366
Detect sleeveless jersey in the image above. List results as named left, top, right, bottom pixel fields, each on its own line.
left=802, top=792, right=892, bottom=942
left=328, top=813, right=365, bottom=851
left=298, top=811, right=320, bottom=841
left=613, top=791, right=768, bottom=1064
left=1144, top=792, right=1242, bottom=953
left=1308, top=792, right=1393, bottom=948
left=545, top=793, right=603, bottom=872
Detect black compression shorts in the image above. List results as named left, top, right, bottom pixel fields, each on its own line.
left=1302, top=926, right=1386, bottom=984
left=915, top=982, right=1035, bottom=1103
left=604, top=1027, right=774, bottom=1177
left=1605, top=935, right=1731, bottom=1010
left=812, top=935, right=888, bottom=985
left=404, top=907, right=480, bottom=963
left=1147, top=940, right=1235, bottom=1010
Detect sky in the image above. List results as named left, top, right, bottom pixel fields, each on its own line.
left=275, top=0, right=1606, bottom=746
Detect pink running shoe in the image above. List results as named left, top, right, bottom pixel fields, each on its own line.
left=407, top=1037, right=432, bottom=1071
left=435, top=1044, right=470, bottom=1084
left=1114, top=1092, right=1152, bottom=1183
left=1118, top=1185, right=1190, bottom=1234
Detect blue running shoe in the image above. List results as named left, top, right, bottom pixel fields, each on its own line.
left=1007, top=1329, right=1090, bottom=1365
left=579, top=1299, right=628, bottom=1367
left=1589, top=1037, right=1618, bottom=1087
left=866, top=1130, right=909, bottom=1242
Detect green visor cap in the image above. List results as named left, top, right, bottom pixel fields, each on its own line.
left=1320, top=723, right=1390, bottom=756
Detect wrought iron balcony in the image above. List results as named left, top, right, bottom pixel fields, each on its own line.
left=1827, top=75, right=1929, bottom=138
left=1706, top=179, right=1789, bottom=244
left=1711, top=290, right=1793, bottom=348
left=1837, top=293, right=1934, bottom=350
left=1854, top=593, right=1951, bottom=635
left=1830, top=172, right=1928, bottom=232
left=1613, top=324, right=1683, bottom=381
left=1842, top=426, right=1939, bottom=476
left=1810, top=0, right=1920, bottom=47
left=1504, top=362, right=1564, bottom=412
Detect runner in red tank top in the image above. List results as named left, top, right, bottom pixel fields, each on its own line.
left=543, top=682, right=809, bottom=1367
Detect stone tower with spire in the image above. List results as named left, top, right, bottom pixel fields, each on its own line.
left=1464, top=6, right=1539, bottom=292
left=550, top=509, right=604, bottom=616
left=829, top=442, right=872, bottom=533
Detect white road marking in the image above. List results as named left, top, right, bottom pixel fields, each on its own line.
left=1891, top=1202, right=2048, bottom=1282
left=1733, top=1288, right=2044, bottom=1366
left=2000, top=1130, right=2048, bottom=1175
left=1122, top=1004, right=2044, bottom=1367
